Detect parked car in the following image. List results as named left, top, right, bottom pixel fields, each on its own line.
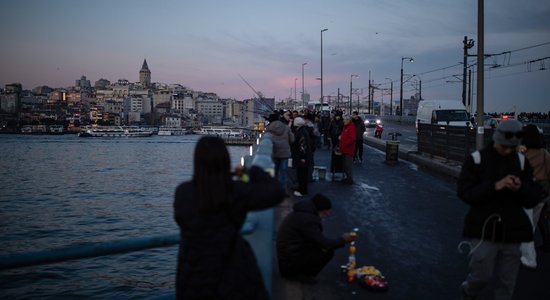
left=483, top=116, right=519, bottom=129
left=362, top=114, right=381, bottom=128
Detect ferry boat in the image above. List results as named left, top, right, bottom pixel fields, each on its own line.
left=195, top=126, right=244, bottom=137
left=20, top=125, right=47, bottom=134
left=157, top=127, right=189, bottom=136
left=48, top=125, right=65, bottom=134
left=78, top=126, right=154, bottom=137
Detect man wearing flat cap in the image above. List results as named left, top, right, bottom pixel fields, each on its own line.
left=276, top=194, right=356, bottom=284
left=457, top=120, right=544, bottom=300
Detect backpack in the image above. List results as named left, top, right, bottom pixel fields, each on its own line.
left=471, top=150, right=525, bottom=170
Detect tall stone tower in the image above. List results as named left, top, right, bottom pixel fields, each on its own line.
left=139, top=59, right=151, bottom=88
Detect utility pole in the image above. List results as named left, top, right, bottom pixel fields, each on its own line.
left=476, top=0, right=485, bottom=150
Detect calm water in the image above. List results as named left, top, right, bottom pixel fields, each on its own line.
left=0, top=134, right=248, bottom=299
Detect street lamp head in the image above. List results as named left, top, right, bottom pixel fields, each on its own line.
left=302, top=62, right=307, bottom=66
left=321, top=28, right=328, bottom=32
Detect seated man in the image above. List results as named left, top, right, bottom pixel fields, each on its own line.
left=276, top=194, right=356, bottom=284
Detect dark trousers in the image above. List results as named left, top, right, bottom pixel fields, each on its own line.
left=296, top=166, right=309, bottom=195
left=279, top=248, right=334, bottom=278
left=354, top=139, right=363, bottom=161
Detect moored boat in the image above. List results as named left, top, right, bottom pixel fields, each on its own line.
left=78, top=126, right=154, bottom=137
left=195, top=126, right=244, bottom=137
left=157, top=127, right=189, bottom=136
left=48, top=125, right=65, bottom=134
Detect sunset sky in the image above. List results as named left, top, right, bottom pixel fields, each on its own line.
left=1, top=0, right=549, bottom=113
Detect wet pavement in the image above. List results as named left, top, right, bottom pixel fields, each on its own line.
left=272, top=138, right=550, bottom=300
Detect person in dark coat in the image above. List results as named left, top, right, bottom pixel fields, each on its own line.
left=291, top=117, right=312, bottom=197
left=328, top=112, right=343, bottom=150
left=276, top=194, right=356, bottom=284
left=457, top=120, right=543, bottom=300
left=174, top=136, right=285, bottom=300
left=352, top=111, right=366, bottom=163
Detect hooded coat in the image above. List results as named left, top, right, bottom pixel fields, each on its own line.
left=266, top=120, right=294, bottom=159
left=174, top=167, right=285, bottom=300
left=276, top=199, right=346, bottom=273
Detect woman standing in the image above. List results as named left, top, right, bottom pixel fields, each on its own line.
left=174, top=136, right=285, bottom=299
left=519, top=124, right=550, bottom=268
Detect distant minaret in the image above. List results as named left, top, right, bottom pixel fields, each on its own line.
left=139, top=59, right=151, bottom=88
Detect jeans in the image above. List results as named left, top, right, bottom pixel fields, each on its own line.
left=274, top=158, right=288, bottom=191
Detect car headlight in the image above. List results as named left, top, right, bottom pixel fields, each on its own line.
left=376, top=119, right=381, bottom=124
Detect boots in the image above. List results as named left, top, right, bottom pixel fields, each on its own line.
left=538, top=204, right=550, bottom=252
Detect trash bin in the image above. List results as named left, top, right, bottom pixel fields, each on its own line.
left=385, top=140, right=399, bottom=164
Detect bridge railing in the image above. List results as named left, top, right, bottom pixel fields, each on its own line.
left=417, top=123, right=493, bottom=163
left=417, top=123, right=550, bottom=163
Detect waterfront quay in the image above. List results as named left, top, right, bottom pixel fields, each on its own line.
left=272, top=138, right=549, bottom=300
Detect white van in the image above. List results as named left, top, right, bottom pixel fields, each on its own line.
left=416, top=100, right=471, bottom=129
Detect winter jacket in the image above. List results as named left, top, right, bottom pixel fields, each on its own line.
left=352, top=117, right=366, bottom=140
left=457, top=144, right=543, bottom=243
left=276, top=199, right=346, bottom=266
left=524, top=148, right=550, bottom=182
left=174, top=166, right=285, bottom=300
left=291, top=125, right=312, bottom=168
left=328, top=118, right=343, bottom=145
left=266, top=120, right=294, bottom=159
left=339, top=121, right=356, bottom=157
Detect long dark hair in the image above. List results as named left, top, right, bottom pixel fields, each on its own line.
left=193, top=136, right=233, bottom=213
left=522, top=124, right=544, bottom=149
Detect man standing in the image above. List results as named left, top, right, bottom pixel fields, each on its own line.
left=266, top=112, right=294, bottom=193
left=328, top=111, right=343, bottom=150
left=457, top=120, right=543, bottom=300
left=339, top=115, right=357, bottom=184
left=352, top=111, right=366, bottom=163
left=291, top=117, right=312, bottom=197
left=276, top=194, right=356, bottom=284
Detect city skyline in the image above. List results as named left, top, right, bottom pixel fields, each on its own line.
left=1, top=0, right=549, bottom=113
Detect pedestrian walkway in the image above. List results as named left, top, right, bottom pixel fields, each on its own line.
left=272, top=141, right=550, bottom=300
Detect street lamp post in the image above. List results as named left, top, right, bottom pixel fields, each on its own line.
left=294, top=78, right=297, bottom=107
left=302, top=63, right=307, bottom=107
left=350, top=74, right=359, bottom=114
left=302, top=62, right=307, bottom=109
left=385, top=78, right=393, bottom=116
left=400, top=56, right=414, bottom=117
left=320, top=28, right=328, bottom=108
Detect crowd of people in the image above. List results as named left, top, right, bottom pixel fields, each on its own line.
left=265, top=108, right=366, bottom=196
left=171, top=114, right=549, bottom=300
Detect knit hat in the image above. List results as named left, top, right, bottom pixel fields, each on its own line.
left=492, top=120, right=523, bottom=147
left=311, top=193, right=332, bottom=211
left=293, top=117, right=305, bottom=127
left=267, top=113, right=280, bottom=123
